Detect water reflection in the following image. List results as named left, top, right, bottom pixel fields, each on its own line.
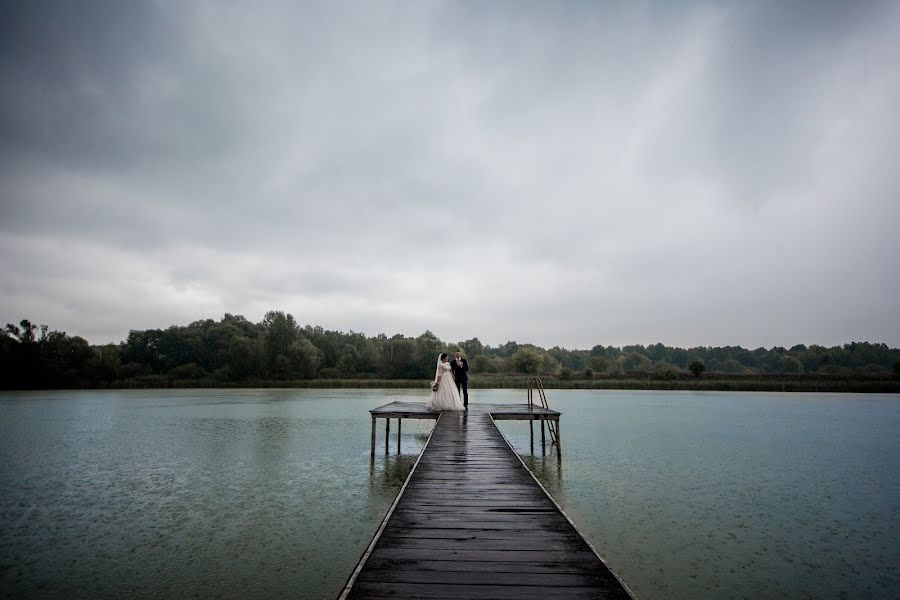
left=521, top=453, right=563, bottom=484
left=369, top=453, right=418, bottom=488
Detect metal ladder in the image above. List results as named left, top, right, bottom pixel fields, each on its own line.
left=527, top=377, right=558, bottom=450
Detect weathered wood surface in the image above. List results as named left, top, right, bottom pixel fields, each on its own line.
left=344, top=405, right=633, bottom=599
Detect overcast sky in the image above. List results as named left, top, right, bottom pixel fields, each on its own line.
left=1, top=0, right=898, bottom=350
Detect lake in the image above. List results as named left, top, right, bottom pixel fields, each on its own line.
left=1, top=389, right=897, bottom=599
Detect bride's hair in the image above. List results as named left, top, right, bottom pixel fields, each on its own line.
left=434, top=352, right=450, bottom=381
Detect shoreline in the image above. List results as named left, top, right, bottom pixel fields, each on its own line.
left=3, top=376, right=899, bottom=394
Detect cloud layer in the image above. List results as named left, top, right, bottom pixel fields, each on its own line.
left=2, top=0, right=899, bottom=348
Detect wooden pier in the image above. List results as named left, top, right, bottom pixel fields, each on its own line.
left=342, top=402, right=634, bottom=599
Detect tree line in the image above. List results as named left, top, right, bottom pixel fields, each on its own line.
left=2, top=311, right=899, bottom=389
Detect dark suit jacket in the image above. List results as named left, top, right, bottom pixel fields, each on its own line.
left=450, top=357, right=469, bottom=382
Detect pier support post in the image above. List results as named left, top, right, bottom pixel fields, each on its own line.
left=541, top=418, right=546, bottom=456
left=370, top=416, right=376, bottom=457
left=385, top=418, right=390, bottom=454
left=397, top=418, right=402, bottom=454
left=556, top=419, right=562, bottom=462
left=529, top=419, right=534, bottom=454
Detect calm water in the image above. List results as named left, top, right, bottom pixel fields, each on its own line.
left=495, top=390, right=900, bottom=600
left=1, top=389, right=898, bottom=599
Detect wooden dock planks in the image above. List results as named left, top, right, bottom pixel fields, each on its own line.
left=343, top=404, right=634, bottom=599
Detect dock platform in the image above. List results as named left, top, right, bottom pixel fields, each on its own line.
left=342, top=402, right=634, bottom=599
left=368, top=401, right=562, bottom=458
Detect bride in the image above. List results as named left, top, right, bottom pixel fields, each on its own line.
left=427, top=353, right=466, bottom=411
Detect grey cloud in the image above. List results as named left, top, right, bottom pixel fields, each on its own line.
left=1, top=0, right=898, bottom=348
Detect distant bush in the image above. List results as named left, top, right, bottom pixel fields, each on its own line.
left=689, top=360, right=706, bottom=377
left=167, top=362, right=207, bottom=379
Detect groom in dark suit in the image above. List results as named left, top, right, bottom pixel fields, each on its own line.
left=450, top=350, right=469, bottom=409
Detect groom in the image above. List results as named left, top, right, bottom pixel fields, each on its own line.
left=450, top=350, right=469, bottom=409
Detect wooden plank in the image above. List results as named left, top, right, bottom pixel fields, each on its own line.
left=389, top=516, right=568, bottom=527
left=403, top=479, right=537, bottom=485
left=381, top=524, right=578, bottom=536
left=402, top=485, right=547, bottom=493
left=406, top=475, right=537, bottom=480
left=362, top=558, right=599, bottom=575
left=348, top=582, right=611, bottom=599
left=387, top=524, right=569, bottom=534
left=391, top=506, right=561, bottom=514
left=377, top=537, right=582, bottom=551
left=400, top=496, right=550, bottom=504
left=380, top=528, right=579, bottom=540
left=406, top=485, right=540, bottom=491
left=366, top=548, right=600, bottom=563
left=357, top=570, right=610, bottom=587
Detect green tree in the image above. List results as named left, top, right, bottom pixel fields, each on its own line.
left=458, top=338, right=484, bottom=359
left=471, top=354, right=498, bottom=373
left=5, top=319, right=38, bottom=343
left=228, top=336, right=256, bottom=379
left=337, top=344, right=361, bottom=375
left=415, top=331, right=444, bottom=378
left=511, top=348, right=543, bottom=374
left=262, top=311, right=298, bottom=375
left=286, top=338, right=323, bottom=379
left=689, top=360, right=706, bottom=377
left=93, top=344, right=122, bottom=381
left=380, top=335, right=417, bottom=379
left=168, top=362, right=207, bottom=379
left=589, top=355, right=610, bottom=374
left=782, top=356, right=803, bottom=374
left=123, top=329, right=165, bottom=373
left=720, top=358, right=744, bottom=374
left=618, top=352, right=651, bottom=372
left=43, top=331, right=92, bottom=375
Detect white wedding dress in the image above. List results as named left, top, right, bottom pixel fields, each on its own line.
left=427, top=361, right=465, bottom=411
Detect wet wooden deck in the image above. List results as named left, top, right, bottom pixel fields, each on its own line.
left=342, top=403, right=634, bottom=599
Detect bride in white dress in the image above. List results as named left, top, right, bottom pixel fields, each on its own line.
left=427, top=353, right=466, bottom=411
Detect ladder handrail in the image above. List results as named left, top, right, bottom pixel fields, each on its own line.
left=526, top=377, right=549, bottom=409
left=526, top=377, right=558, bottom=446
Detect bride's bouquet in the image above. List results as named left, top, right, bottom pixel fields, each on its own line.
left=430, top=381, right=439, bottom=391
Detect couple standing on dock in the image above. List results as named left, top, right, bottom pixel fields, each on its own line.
left=427, top=351, right=469, bottom=411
